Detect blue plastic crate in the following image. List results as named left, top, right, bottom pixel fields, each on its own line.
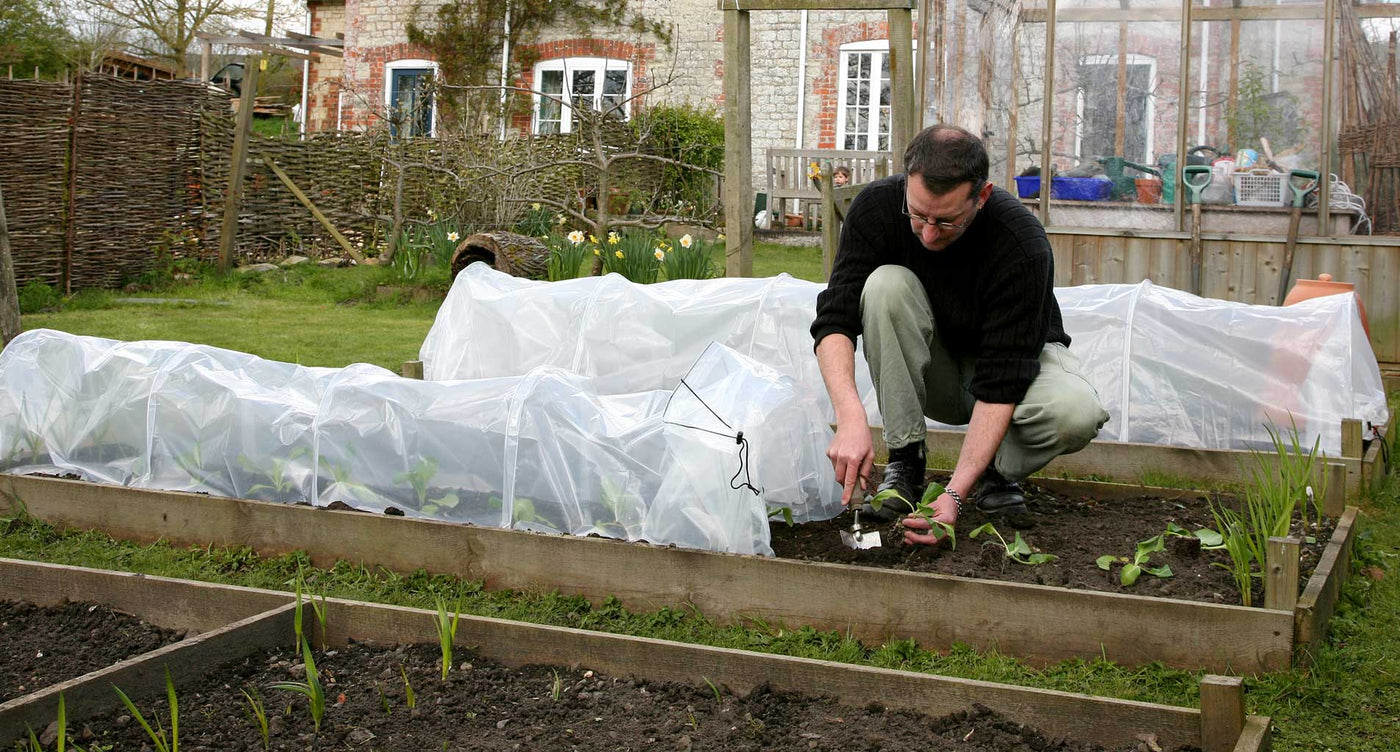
left=1014, top=175, right=1041, bottom=198
left=1051, top=177, right=1113, bottom=201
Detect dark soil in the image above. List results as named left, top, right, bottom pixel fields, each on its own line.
left=0, top=600, right=186, bottom=703
left=81, top=641, right=1187, bottom=751
left=771, top=478, right=1335, bottom=605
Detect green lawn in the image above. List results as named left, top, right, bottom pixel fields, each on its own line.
left=6, top=247, right=1400, bottom=750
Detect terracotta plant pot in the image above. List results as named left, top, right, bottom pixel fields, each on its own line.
left=1135, top=178, right=1163, bottom=204
left=1283, top=273, right=1371, bottom=339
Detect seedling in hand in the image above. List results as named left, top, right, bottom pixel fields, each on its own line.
left=1097, top=534, right=1174, bottom=586
left=968, top=522, right=1055, bottom=565
left=871, top=482, right=956, bottom=548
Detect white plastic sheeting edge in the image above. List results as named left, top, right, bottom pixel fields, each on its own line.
left=0, top=330, right=845, bottom=556
left=422, top=265, right=1388, bottom=456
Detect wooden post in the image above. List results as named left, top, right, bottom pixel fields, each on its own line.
left=0, top=184, right=20, bottom=347
left=1115, top=21, right=1128, bottom=157
left=1175, top=0, right=1193, bottom=235
left=1341, top=418, right=1363, bottom=458
left=201, top=38, right=211, bottom=83
left=1198, top=675, right=1246, bottom=752
left=820, top=161, right=837, bottom=280
left=401, top=360, right=424, bottom=379
left=218, top=56, right=260, bottom=273
left=722, top=7, right=753, bottom=278
left=1319, top=0, right=1338, bottom=232
left=259, top=153, right=367, bottom=263
left=1323, top=461, right=1347, bottom=517
left=917, top=0, right=933, bottom=125
left=1005, top=22, right=1020, bottom=189
left=889, top=8, right=917, bottom=158
left=1264, top=536, right=1301, bottom=611
left=1037, top=0, right=1058, bottom=226
left=63, top=66, right=82, bottom=296
left=1227, top=18, right=1241, bottom=146
left=933, top=0, right=946, bottom=121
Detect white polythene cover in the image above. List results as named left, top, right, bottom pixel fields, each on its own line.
left=421, top=266, right=1387, bottom=456
left=0, top=329, right=843, bottom=556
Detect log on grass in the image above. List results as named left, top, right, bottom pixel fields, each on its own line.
left=449, top=232, right=549, bottom=281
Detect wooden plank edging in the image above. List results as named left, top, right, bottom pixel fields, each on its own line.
left=1294, top=506, right=1361, bottom=660
left=0, top=559, right=1269, bottom=751
left=0, top=559, right=296, bottom=744
left=0, top=474, right=1295, bottom=673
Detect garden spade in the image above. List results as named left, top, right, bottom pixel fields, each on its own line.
left=840, top=508, right=883, bottom=549
left=1276, top=170, right=1320, bottom=305
left=1182, top=165, right=1213, bottom=296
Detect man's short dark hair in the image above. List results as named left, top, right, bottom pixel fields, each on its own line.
left=903, top=124, right=989, bottom=196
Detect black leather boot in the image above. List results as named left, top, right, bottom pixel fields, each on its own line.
left=860, top=442, right=926, bottom=523
left=974, top=465, right=1031, bottom=526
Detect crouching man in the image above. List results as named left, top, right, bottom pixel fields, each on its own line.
left=811, top=124, right=1110, bottom=545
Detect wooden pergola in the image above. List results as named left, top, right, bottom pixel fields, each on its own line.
left=719, top=0, right=920, bottom=277
left=197, top=28, right=354, bottom=271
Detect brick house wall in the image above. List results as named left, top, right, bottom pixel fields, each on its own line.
left=306, top=0, right=345, bottom=133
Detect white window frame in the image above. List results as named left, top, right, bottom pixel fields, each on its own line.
left=835, top=39, right=916, bottom=152
left=532, top=57, right=633, bottom=135
left=1074, top=54, right=1157, bottom=164
left=383, top=58, right=439, bottom=137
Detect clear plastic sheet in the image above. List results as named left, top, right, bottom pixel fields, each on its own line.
left=422, top=266, right=1388, bottom=456
left=0, top=330, right=843, bottom=555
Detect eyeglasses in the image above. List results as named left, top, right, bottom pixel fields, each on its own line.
left=902, top=185, right=982, bottom=233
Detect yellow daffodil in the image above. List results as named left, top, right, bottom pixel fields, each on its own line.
left=428, top=209, right=438, bottom=219
left=808, top=161, right=821, bottom=179
left=593, top=248, right=601, bottom=256
left=532, top=202, right=542, bottom=211
left=614, top=250, right=625, bottom=259
left=567, top=230, right=585, bottom=245
left=717, top=233, right=726, bottom=240
left=680, top=234, right=693, bottom=249
left=607, top=231, right=620, bottom=244
left=654, top=249, right=665, bottom=261
left=447, top=231, right=460, bottom=242
left=556, top=214, right=566, bottom=225
left=589, top=234, right=599, bottom=244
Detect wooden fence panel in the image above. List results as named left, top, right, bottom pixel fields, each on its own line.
left=0, top=80, right=72, bottom=289
left=1048, top=230, right=1400, bottom=365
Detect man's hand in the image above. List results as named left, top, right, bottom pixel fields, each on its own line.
left=901, top=494, right=958, bottom=546
left=827, top=422, right=875, bottom=506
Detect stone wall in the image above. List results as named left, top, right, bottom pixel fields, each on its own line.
left=306, top=0, right=345, bottom=133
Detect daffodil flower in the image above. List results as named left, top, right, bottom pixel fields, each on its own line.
left=717, top=233, right=726, bottom=241
left=589, top=234, right=599, bottom=244
left=556, top=214, right=566, bottom=225
left=532, top=202, right=542, bottom=211
left=607, top=231, right=620, bottom=245
left=428, top=209, right=438, bottom=219
left=567, top=230, right=585, bottom=245
left=593, top=248, right=601, bottom=256
left=447, top=232, right=460, bottom=242
left=614, top=250, right=624, bottom=259
left=654, top=249, right=665, bottom=261
left=680, top=234, right=693, bottom=249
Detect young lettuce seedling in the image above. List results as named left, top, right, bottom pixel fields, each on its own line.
left=968, top=522, right=1055, bottom=565
left=766, top=506, right=795, bottom=527
left=1097, top=534, right=1174, bottom=586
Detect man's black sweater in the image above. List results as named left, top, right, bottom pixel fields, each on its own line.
left=810, top=175, right=1069, bottom=405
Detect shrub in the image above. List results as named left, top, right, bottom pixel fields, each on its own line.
left=632, top=104, right=724, bottom=216
left=18, top=280, right=61, bottom=313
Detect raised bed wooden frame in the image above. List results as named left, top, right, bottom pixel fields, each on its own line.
left=0, top=473, right=1361, bottom=675
left=0, top=558, right=1271, bottom=751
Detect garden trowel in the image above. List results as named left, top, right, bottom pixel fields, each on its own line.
left=840, top=478, right=883, bottom=549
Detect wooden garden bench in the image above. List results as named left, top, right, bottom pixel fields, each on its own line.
left=766, top=148, right=892, bottom=229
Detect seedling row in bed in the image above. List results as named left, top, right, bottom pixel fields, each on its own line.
left=0, top=558, right=1271, bottom=751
